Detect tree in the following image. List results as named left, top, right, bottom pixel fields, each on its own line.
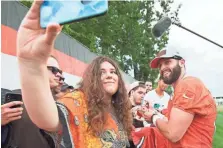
left=20, top=0, right=181, bottom=85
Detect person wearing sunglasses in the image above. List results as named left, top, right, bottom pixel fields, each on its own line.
left=2, top=55, right=66, bottom=148
left=46, top=57, right=64, bottom=96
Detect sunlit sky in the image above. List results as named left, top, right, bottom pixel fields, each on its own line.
left=165, top=0, right=223, bottom=97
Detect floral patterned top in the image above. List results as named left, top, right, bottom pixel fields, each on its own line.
left=58, top=91, right=129, bottom=148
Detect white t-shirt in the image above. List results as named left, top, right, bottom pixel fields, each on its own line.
left=143, top=90, right=170, bottom=111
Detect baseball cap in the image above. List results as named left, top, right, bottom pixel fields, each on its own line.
left=150, top=49, right=183, bottom=69
left=61, top=83, right=74, bottom=92
left=128, top=81, right=145, bottom=94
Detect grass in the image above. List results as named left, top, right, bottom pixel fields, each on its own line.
left=213, top=106, right=223, bottom=148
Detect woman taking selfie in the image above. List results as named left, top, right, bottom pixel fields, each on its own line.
left=58, top=56, right=132, bottom=147
left=16, top=1, right=132, bottom=147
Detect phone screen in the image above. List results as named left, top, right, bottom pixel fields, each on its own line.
left=40, top=0, right=108, bottom=28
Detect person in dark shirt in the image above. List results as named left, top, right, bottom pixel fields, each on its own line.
left=1, top=56, right=64, bottom=148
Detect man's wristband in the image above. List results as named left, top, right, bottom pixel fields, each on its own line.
left=151, top=114, right=161, bottom=126
left=151, top=113, right=156, bottom=122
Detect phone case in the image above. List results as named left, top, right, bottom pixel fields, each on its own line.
left=40, top=0, right=108, bottom=28
left=5, top=94, right=22, bottom=108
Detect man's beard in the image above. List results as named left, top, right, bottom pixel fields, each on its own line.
left=161, top=63, right=181, bottom=85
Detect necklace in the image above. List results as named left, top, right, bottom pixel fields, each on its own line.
left=108, top=107, right=130, bottom=147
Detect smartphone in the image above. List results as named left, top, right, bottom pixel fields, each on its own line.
left=5, top=93, right=22, bottom=108
left=40, top=0, right=108, bottom=28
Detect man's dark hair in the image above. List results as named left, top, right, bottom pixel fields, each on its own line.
left=132, top=83, right=146, bottom=92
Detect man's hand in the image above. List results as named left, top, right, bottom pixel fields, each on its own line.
left=143, top=109, right=155, bottom=122
left=1, top=101, right=23, bottom=126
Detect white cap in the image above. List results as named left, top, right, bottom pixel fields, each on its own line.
left=150, top=49, right=183, bottom=69
left=128, top=81, right=145, bottom=94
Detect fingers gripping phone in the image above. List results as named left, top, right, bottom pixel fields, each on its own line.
left=5, top=93, right=22, bottom=108
left=136, top=110, right=144, bottom=118
left=40, top=0, right=108, bottom=28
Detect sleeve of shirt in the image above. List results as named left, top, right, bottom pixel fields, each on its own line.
left=172, top=78, right=211, bottom=115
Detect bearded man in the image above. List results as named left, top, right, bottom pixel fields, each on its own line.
left=143, top=49, right=217, bottom=148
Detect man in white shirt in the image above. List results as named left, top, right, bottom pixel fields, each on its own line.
left=144, top=77, right=170, bottom=113
left=145, top=81, right=153, bottom=93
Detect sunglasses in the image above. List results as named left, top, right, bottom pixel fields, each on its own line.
left=47, top=66, right=63, bottom=75
left=47, top=66, right=65, bottom=82
left=59, top=77, right=65, bottom=82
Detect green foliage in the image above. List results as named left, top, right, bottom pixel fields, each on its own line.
left=20, top=0, right=33, bottom=8
left=165, top=86, right=173, bottom=95
left=213, top=111, right=223, bottom=148
left=16, top=5, right=222, bottom=148
left=20, top=0, right=181, bottom=84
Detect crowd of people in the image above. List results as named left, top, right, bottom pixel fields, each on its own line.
left=1, top=1, right=218, bottom=148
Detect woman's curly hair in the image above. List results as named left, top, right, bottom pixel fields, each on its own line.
left=79, top=56, right=132, bottom=137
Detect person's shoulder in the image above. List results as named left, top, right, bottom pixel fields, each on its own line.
left=144, top=90, right=156, bottom=99
left=176, top=76, right=205, bottom=91
left=145, top=90, right=156, bottom=95
left=164, top=91, right=170, bottom=98
left=59, top=90, right=87, bottom=109
left=180, top=76, right=203, bottom=86
left=62, top=90, right=84, bottom=99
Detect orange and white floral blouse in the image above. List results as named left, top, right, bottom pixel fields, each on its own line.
left=58, top=91, right=129, bottom=148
